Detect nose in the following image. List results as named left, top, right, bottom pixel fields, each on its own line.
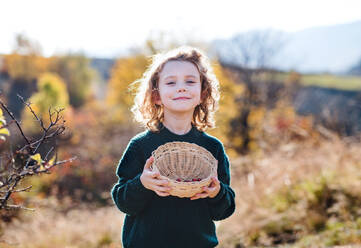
left=177, top=88, right=186, bottom=92
left=177, top=82, right=187, bottom=92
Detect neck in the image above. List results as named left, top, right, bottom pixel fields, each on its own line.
left=162, top=111, right=193, bottom=135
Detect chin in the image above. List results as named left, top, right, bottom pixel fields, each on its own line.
left=167, top=107, right=196, bottom=114
left=172, top=109, right=194, bottom=113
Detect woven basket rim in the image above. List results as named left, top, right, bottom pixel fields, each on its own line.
left=151, top=141, right=216, bottom=158
left=151, top=141, right=218, bottom=183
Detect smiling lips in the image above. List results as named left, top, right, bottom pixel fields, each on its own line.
left=173, top=97, right=191, bottom=100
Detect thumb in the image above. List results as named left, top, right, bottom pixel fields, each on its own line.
left=144, top=156, right=154, bottom=170
left=211, top=177, right=220, bottom=187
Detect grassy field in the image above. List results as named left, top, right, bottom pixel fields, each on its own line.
left=300, top=74, right=361, bottom=91
left=227, top=67, right=361, bottom=91
left=274, top=72, right=361, bottom=91
left=1, top=135, right=360, bottom=248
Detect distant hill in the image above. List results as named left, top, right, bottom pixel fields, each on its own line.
left=211, top=20, right=361, bottom=74
left=349, top=58, right=361, bottom=75
left=293, top=86, right=361, bottom=136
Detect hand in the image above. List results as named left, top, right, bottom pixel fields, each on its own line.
left=190, top=176, right=221, bottom=200
left=140, top=156, right=172, bottom=197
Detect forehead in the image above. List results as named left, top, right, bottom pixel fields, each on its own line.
left=159, top=60, right=200, bottom=80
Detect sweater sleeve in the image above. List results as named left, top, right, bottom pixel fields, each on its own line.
left=206, top=142, right=236, bottom=221
left=111, top=139, right=154, bottom=216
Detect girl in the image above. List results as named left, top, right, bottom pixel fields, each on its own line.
left=111, top=46, right=236, bottom=248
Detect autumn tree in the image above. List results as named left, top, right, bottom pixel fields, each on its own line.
left=3, top=34, right=47, bottom=82
left=216, top=30, right=287, bottom=154
left=105, top=54, right=149, bottom=124
left=20, top=73, right=73, bottom=134
left=2, top=34, right=50, bottom=119
left=49, top=54, right=96, bottom=108
left=207, top=62, right=244, bottom=158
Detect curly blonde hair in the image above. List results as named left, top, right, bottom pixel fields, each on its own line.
left=130, top=46, right=220, bottom=133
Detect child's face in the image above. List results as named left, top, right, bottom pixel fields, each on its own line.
left=156, top=60, right=202, bottom=115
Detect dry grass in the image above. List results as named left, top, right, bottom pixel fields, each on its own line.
left=217, top=136, right=361, bottom=247
left=1, top=136, right=360, bottom=248
left=0, top=198, right=124, bottom=248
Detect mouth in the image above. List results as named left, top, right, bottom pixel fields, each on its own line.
left=173, top=97, right=191, bottom=100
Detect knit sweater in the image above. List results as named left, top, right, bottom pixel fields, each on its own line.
left=111, top=123, right=236, bottom=248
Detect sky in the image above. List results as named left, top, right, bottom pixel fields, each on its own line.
left=1, top=0, right=361, bottom=58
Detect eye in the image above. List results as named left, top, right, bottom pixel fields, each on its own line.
left=186, top=81, right=196, bottom=84
left=166, top=82, right=175, bottom=85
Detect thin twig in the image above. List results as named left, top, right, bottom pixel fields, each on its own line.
left=0, top=185, right=32, bottom=193
left=3, top=204, right=35, bottom=211
left=0, top=99, right=31, bottom=146
left=17, top=94, right=46, bottom=132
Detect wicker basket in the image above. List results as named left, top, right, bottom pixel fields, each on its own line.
left=151, top=141, right=218, bottom=198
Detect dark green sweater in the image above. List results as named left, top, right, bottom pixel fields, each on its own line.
left=111, top=123, right=236, bottom=248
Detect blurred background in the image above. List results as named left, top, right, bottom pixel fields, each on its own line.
left=0, top=0, right=360, bottom=247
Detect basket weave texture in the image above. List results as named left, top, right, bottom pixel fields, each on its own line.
left=151, top=141, right=218, bottom=198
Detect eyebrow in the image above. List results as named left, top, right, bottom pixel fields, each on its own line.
left=163, top=75, right=199, bottom=80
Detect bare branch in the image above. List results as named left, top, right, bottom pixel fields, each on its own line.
left=0, top=185, right=32, bottom=193
left=17, top=94, right=46, bottom=132
left=0, top=99, right=31, bottom=146
left=3, top=204, right=35, bottom=211
left=0, top=94, right=76, bottom=211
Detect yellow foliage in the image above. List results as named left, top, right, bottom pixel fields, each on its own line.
left=0, top=108, right=10, bottom=142
left=232, top=136, right=244, bottom=148
left=257, top=99, right=318, bottom=148
left=30, top=153, right=43, bottom=164
left=208, top=62, right=244, bottom=152
left=248, top=107, right=266, bottom=126
left=105, top=54, right=149, bottom=123
left=3, top=53, right=50, bottom=81
left=47, top=155, right=56, bottom=166
left=21, top=73, right=71, bottom=133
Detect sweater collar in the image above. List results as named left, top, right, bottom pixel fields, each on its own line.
left=158, top=122, right=197, bottom=139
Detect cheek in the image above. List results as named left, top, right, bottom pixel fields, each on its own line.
left=194, top=87, right=202, bottom=98
left=159, top=88, right=172, bottom=99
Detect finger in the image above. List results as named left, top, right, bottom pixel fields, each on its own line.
left=152, top=185, right=172, bottom=192
left=155, top=190, right=170, bottom=197
left=190, top=192, right=209, bottom=200
left=155, top=190, right=170, bottom=195
left=191, top=189, right=208, bottom=198
left=205, top=184, right=218, bottom=194
left=212, top=176, right=220, bottom=183
left=203, top=187, right=216, bottom=196
left=191, top=193, right=203, bottom=200
left=143, top=170, right=159, bottom=179
left=190, top=194, right=201, bottom=200
left=202, top=186, right=210, bottom=192
left=209, top=177, right=219, bottom=187
left=148, top=178, right=165, bottom=186
left=154, top=179, right=169, bottom=186
left=144, top=156, right=154, bottom=169
left=198, top=192, right=210, bottom=198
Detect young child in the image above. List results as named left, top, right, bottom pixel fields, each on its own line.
left=111, top=46, right=236, bottom=248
